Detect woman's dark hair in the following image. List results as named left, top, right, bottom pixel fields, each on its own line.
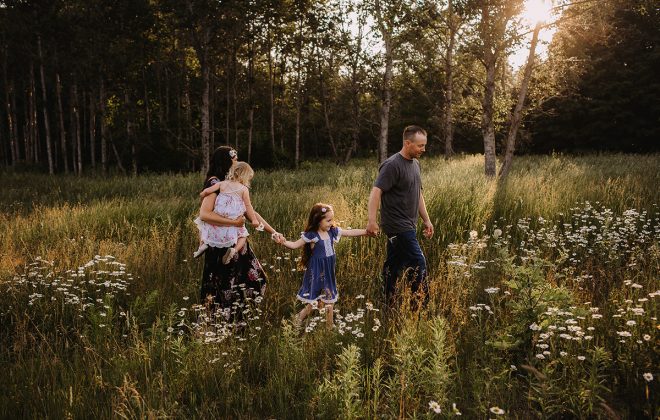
left=206, top=146, right=236, bottom=183
left=300, top=203, right=334, bottom=268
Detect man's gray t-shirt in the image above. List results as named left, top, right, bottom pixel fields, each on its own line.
left=374, top=153, right=421, bottom=235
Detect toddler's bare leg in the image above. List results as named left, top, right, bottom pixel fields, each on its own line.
left=234, top=236, right=246, bottom=253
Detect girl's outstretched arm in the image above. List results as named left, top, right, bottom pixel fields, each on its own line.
left=254, top=211, right=278, bottom=235
left=281, top=238, right=306, bottom=250
left=340, top=228, right=368, bottom=237
left=241, top=187, right=260, bottom=227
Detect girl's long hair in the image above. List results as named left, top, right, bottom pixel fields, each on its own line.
left=300, top=203, right=333, bottom=268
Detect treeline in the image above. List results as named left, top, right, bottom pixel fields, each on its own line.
left=0, top=0, right=657, bottom=175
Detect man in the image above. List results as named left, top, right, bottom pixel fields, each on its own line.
left=366, top=125, right=434, bottom=306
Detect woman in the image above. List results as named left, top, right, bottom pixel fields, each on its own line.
left=198, top=146, right=280, bottom=318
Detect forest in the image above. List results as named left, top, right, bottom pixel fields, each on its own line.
left=1, top=0, right=658, bottom=175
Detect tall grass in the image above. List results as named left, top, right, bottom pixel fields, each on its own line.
left=1, top=154, right=658, bottom=418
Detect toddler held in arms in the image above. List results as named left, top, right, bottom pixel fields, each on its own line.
left=194, top=161, right=261, bottom=264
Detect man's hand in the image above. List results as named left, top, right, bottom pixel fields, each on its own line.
left=423, top=220, right=434, bottom=239
left=366, top=220, right=380, bottom=237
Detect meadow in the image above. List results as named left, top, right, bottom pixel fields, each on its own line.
left=0, top=154, right=658, bottom=419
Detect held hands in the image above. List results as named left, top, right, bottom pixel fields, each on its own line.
left=423, top=220, right=434, bottom=239
left=366, top=220, right=380, bottom=237
left=271, top=232, right=285, bottom=244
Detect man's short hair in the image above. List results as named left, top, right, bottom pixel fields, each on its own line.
left=403, top=125, right=427, bottom=142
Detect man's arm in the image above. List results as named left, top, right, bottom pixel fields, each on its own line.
left=366, top=186, right=382, bottom=236
left=418, top=191, right=434, bottom=239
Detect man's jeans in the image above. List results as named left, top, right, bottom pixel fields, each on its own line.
left=383, top=230, right=428, bottom=306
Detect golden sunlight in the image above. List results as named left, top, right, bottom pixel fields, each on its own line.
left=521, top=0, right=554, bottom=24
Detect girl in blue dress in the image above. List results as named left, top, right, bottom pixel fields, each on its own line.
left=279, top=203, right=367, bottom=329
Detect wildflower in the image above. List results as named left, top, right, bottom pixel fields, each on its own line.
left=469, top=230, right=478, bottom=240
left=428, top=401, right=442, bottom=414
left=167, top=327, right=174, bottom=333
left=529, top=323, right=542, bottom=331
left=535, top=354, right=545, bottom=359
left=510, top=365, right=517, bottom=371
left=592, top=314, right=603, bottom=319
left=643, top=334, right=651, bottom=341
left=356, top=294, right=365, bottom=299
left=485, top=287, right=500, bottom=294
left=493, top=229, right=502, bottom=238
left=490, top=407, right=505, bottom=415
left=183, top=296, right=189, bottom=301
left=577, top=356, right=586, bottom=361
left=643, top=373, right=653, bottom=382
left=560, top=351, right=568, bottom=357
left=452, top=402, right=462, bottom=416
left=616, top=331, right=632, bottom=337
left=626, top=320, right=636, bottom=326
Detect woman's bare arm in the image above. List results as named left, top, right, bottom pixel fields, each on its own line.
left=199, top=194, right=244, bottom=227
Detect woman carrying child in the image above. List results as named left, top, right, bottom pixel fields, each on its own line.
left=198, top=146, right=281, bottom=317
left=278, top=203, right=366, bottom=329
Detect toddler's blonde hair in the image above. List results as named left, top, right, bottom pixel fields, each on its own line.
left=228, top=161, right=254, bottom=187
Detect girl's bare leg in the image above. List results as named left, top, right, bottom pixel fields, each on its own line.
left=297, top=304, right=313, bottom=324
left=325, top=304, right=334, bottom=329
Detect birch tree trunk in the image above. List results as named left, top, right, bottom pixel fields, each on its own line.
left=3, top=48, right=18, bottom=164
left=267, top=36, right=276, bottom=153
left=379, top=34, right=393, bottom=163
left=99, top=78, right=107, bottom=175
left=88, top=89, right=96, bottom=170
left=125, top=92, right=137, bottom=176
left=499, top=22, right=541, bottom=179
left=29, top=62, right=38, bottom=164
left=55, top=72, right=68, bottom=173
left=480, top=6, right=497, bottom=178
left=37, top=36, right=54, bottom=174
left=72, top=81, right=82, bottom=175
left=319, top=64, right=338, bottom=160
left=199, top=28, right=211, bottom=174
left=443, top=0, right=456, bottom=160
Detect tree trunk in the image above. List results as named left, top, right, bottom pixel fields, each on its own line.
left=443, top=0, right=456, bottom=160
left=72, top=81, right=82, bottom=175
left=29, top=63, right=38, bottom=164
left=318, top=64, right=338, bottom=160
left=199, top=29, right=211, bottom=174
left=124, top=92, right=137, bottom=176
left=379, top=35, right=393, bottom=163
left=37, top=36, right=54, bottom=174
left=55, top=72, right=68, bottom=173
left=143, top=70, right=151, bottom=134
left=247, top=40, right=254, bottom=163
left=99, top=78, right=108, bottom=175
left=232, top=51, right=238, bottom=149
left=88, top=88, right=97, bottom=170
left=226, top=62, right=231, bottom=146
left=3, top=48, right=18, bottom=164
left=109, top=131, right=126, bottom=174
left=480, top=7, right=497, bottom=178
left=267, top=36, right=276, bottom=153
left=499, top=22, right=541, bottom=179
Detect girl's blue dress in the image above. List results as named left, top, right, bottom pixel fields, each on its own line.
left=297, top=227, right=342, bottom=304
